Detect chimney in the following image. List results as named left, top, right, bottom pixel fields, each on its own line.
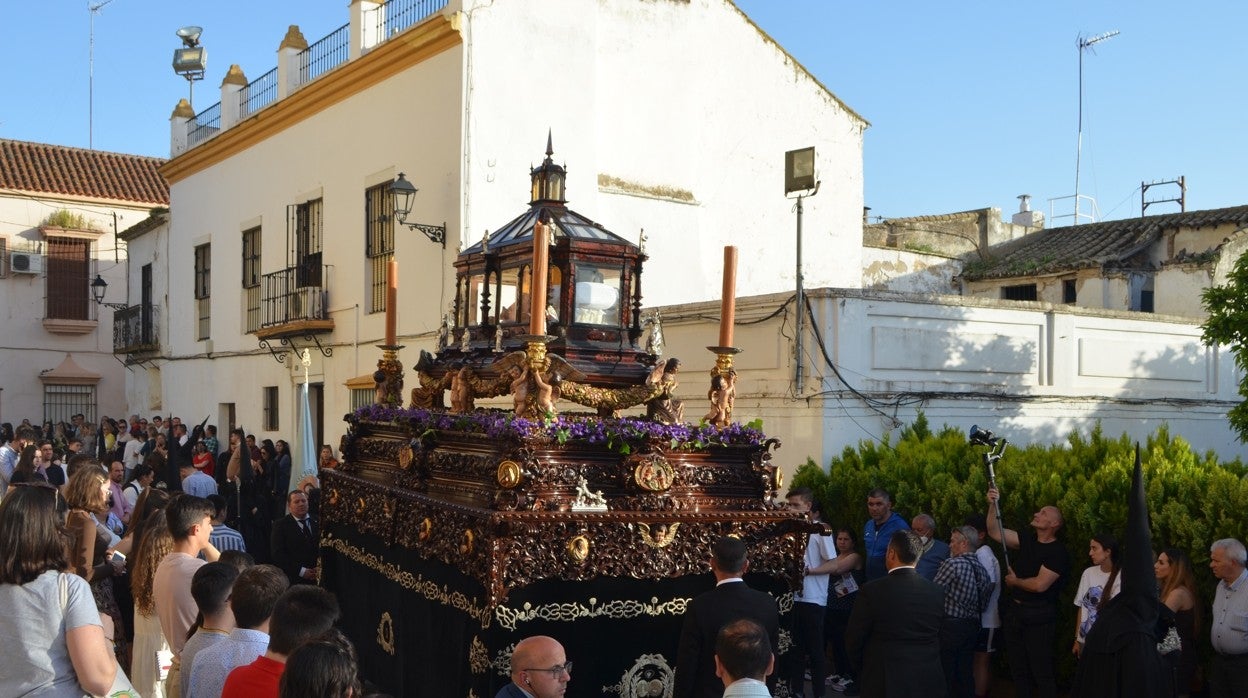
left=1012, top=194, right=1044, bottom=229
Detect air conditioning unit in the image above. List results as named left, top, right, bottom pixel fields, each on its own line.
left=10, top=252, right=44, bottom=275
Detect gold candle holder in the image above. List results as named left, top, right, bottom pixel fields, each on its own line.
left=514, top=335, right=555, bottom=419
left=374, top=344, right=405, bottom=407
left=704, top=346, right=741, bottom=427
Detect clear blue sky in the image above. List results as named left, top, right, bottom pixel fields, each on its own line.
left=3, top=1, right=1244, bottom=222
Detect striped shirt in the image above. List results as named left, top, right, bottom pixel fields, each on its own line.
left=210, top=523, right=247, bottom=553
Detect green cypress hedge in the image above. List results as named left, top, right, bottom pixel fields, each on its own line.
left=791, top=413, right=1248, bottom=684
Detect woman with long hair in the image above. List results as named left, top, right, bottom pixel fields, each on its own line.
left=1156, top=547, right=1200, bottom=697
left=64, top=465, right=129, bottom=666
left=824, top=527, right=866, bottom=693
left=0, top=484, right=118, bottom=694
left=130, top=511, right=173, bottom=697
left=1072, top=533, right=1121, bottom=657
left=9, top=443, right=47, bottom=488
left=272, top=439, right=293, bottom=517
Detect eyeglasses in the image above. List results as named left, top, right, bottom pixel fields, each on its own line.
left=526, top=662, right=572, bottom=677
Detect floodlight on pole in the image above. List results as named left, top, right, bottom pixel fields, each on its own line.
left=784, top=147, right=820, bottom=394
left=172, top=25, right=206, bottom=107
left=1073, top=29, right=1118, bottom=226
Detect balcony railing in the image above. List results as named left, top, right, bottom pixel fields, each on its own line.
left=261, top=265, right=331, bottom=328
left=299, top=22, right=349, bottom=85
left=375, top=0, right=449, bottom=39
left=112, top=304, right=159, bottom=353
left=188, top=102, right=222, bottom=147
left=240, top=67, right=278, bottom=118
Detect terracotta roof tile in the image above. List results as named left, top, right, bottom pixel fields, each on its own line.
left=962, top=204, right=1248, bottom=280
left=0, top=139, right=168, bottom=205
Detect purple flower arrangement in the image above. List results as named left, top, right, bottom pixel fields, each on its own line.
left=348, top=405, right=768, bottom=453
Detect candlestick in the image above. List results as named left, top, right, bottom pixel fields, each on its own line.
left=374, top=344, right=404, bottom=408
left=385, top=260, right=398, bottom=346
left=704, top=346, right=741, bottom=427
left=530, top=221, right=550, bottom=336
left=718, top=246, right=737, bottom=348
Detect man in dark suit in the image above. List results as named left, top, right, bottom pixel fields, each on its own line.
left=846, top=530, right=947, bottom=698
left=270, top=489, right=318, bottom=585
left=675, top=536, right=780, bottom=698
left=495, top=635, right=570, bottom=698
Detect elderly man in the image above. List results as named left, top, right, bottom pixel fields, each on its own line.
left=934, top=526, right=992, bottom=698
left=496, top=635, right=570, bottom=698
left=863, top=488, right=908, bottom=581
left=986, top=487, right=1070, bottom=698
left=1210, top=538, right=1248, bottom=698
left=846, top=530, right=946, bottom=697
left=913, top=513, right=950, bottom=580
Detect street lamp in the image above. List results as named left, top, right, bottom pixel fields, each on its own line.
left=90, top=275, right=128, bottom=310
left=389, top=172, right=446, bottom=247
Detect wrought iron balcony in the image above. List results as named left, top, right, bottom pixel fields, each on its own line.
left=256, top=264, right=334, bottom=340
left=112, top=304, right=159, bottom=354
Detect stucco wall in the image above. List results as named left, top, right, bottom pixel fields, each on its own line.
left=653, top=289, right=1246, bottom=483
left=861, top=247, right=960, bottom=294
left=0, top=195, right=151, bottom=423
left=462, top=0, right=866, bottom=308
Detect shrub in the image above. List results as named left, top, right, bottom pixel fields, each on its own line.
left=792, top=413, right=1247, bottom=685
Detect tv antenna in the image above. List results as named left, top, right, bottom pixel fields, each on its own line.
left=88, top=0, right=116, bottom=150
left=1073, top=30, right=1118, bottom=225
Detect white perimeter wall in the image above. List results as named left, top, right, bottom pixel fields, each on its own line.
left=651, top=289, right=1246, bottom=483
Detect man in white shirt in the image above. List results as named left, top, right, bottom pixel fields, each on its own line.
left=715, top=620, right=774, bottom=698
left=1210, top=538, right=1248, bottom=698
left=186, top=564, right=288, bottom=698
left=786, top=487, right=838, bottom=698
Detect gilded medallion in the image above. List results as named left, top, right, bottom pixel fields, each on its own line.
left=497, top=460, right=522, bottom=489
left=632, top=454, right=675, bottom=492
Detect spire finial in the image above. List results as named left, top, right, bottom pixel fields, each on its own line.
left=546, top=129, right=554, bottom=158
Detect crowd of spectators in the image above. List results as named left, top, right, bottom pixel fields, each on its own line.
left=0, top=412, right=364, bottom=697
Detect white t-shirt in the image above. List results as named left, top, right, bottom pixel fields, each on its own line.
left=1074, top=565, right=1121, bottom=642
left=976, top=544, right=1002, bottom=629
left=796, top=529, right=839, bottom=605
left=153, top=552, right=207, bottom=655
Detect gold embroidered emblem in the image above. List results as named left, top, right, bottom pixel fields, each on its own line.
left=377, top=611, right=395, bottom=655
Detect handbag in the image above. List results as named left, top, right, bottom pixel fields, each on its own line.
left=57, top=573, right=140, bottom=698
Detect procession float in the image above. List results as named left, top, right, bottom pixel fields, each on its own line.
left=320, top=138, right=812, bottom=697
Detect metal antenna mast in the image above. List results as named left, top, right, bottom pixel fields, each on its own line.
left=1073, top=30, right=1118, bottom=225
left=88, top=0, right=116, bottom=150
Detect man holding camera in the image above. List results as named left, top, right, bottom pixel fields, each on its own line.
left=986, top=486, right=1070, bottom=698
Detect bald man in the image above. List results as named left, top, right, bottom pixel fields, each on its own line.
left=497, top=635, right=571, bottom=698
left=986, top=486, right=1071, bottom=698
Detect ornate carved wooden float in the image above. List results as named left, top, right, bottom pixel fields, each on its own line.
left=321, top=140, right=811, bottom=698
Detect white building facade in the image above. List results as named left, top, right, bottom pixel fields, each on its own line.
left=144, top=0, right=865, bottom=461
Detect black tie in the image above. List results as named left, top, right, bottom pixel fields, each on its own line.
left=299, top=518, right=312, bottom=540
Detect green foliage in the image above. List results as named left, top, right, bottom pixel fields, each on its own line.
left=1202, top=250, right=1248, bottom=441
left=792, top=414, right=1248, bottom=685
left=40, top=209, right=100, bottom=231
